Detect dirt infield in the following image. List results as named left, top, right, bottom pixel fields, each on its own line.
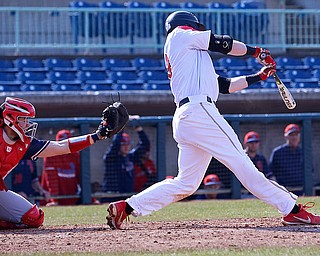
left=1, top=218, right=320, bottom=254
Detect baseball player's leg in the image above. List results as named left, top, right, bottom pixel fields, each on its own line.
left=189, top=105, right=296, bottom=215
left=0, top=190, right=44, bottom=228
left=127, top=143, right=212, bottom=216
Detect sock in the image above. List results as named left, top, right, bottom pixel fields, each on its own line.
left=125, top=203, right=134, bottom=215
left=290, top=204, right=300, bottom=214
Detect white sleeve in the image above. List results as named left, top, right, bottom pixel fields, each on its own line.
left=181, top=28, right=211, bottom=50
left=227, top=40, right=248, bottom=56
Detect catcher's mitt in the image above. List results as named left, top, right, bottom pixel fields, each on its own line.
left=98, top=101, right=129, bottom=138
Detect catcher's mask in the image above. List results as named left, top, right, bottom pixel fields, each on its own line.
left=165, top=11, right=206, bottom=35
left=1, top=97, right=38, bottom=142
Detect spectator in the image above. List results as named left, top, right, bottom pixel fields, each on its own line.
left=200, top=174, right=230, bottom=199
left=134, top=146, right=157, bottom=192
left=244, top=131, right=275, bottom=180
left=41, top=129, right=81, bottom=206
left=11, top=159, right=51, bottom=205
left=269, top=124, right=304, bottom=192
left=103, top=126, right=150, bottom=194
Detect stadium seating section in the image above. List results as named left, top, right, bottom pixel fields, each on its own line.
left=0, top=55, right=319, bottom=92
left=68, top=1, right=269, bottom=46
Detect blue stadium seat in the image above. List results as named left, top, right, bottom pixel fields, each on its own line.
left=82, top=83, right=113, bottom=91
left=294, top=81, right=319, bottom=89
left=247, top=83, right=262, bottom=89
left=207, top=2, right=235, bottom=35
left=17, top=71, right=48, bottom=82
left=99, top=1, right=129, bottom=38
left=78, top=71, right=111, bottom=84
left=138, top=70, right=168, bottom=81
left=48, top=71, right=79, bottom=84
left=261, top=81, right=277, bottom=89
left=246, top=58, right=260, bottom=69
left=303, top=56, right=320, bottom=69
left=14, top=58, right=46, bottom=71
left=109, top=71, right=139, bottom=81
left=74, top=58, right=104, bottom=71
left=102, top=58, right=134, bottom=71
left=313, top=70, right=320, bottom=79
left=69, top=1, right=101, bottom=38
left=127, top=1, right=153, bottom=38
left=227, top=69, right=253, bottom=77
left=284, top=69, right=315, bottom=82
left=113, top=82, right=144, bottom=90
left=218, top=58, right=248, bottom=70
left=131, top=58, right=162, bottom=70
left=264, top=72, right=291, bottom=84
left=0, top=84, right=21, bottom=92
left=144, top=81, right=170, bottom=90
left=0, top=60, right=18, bottom=72
left=275, top=57, right=307, bottom=70
left=52, top=83, right=82, bottom=91
left=21, top=84, right=52, bottom=92
left=0, top=72, right=16, bottom=82
left=24, top=80, right=52, bottom=86
left=44, top=58, right=75, bottom=71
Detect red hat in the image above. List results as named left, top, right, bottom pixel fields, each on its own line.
left=121, top=133, right=131, bottom=145
left=203, top=174, right=221, bottom=186
left=284, top=124, right=300, bottom=136
left=244, top=131, right=260, bottom=144
left=56, top=129, right=71, bottom=141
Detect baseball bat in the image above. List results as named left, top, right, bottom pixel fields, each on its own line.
left=273, top=73, right=296, bottom=110
left=259, top=52, right=296, bottom=109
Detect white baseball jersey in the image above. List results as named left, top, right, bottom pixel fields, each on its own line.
left=164, top=26, right=219, bottom=105
left=127, top=26, right=297, bottom=218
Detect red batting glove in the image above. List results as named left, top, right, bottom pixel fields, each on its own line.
left=254, top=47, right=276, bottom=68
left=258, top=65, right=276, bottom=80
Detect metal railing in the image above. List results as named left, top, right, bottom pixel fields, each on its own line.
left=0, top=7, right=319, bottom=55
left=5, top=113, right=320, bottom=204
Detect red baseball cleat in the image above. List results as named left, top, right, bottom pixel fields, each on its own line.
left=281, top=202, right=320, bottom=225
left=106, top=200, right=128, bottom=230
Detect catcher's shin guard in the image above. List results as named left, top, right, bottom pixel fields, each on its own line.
left=21, top=204, right=44, bottom=228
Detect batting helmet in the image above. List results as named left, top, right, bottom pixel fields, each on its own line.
left=165, top=11, right=206, bottom=35
left=1, top=97, right=38, bottom=142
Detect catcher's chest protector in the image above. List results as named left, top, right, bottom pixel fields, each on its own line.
left=0, top=129, right=30, bottom=190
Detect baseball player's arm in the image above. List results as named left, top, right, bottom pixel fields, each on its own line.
left=218, top=64, right=276, bottom=94
left=36, top=134, right=99, bottom=158
left=208, top=34, right=275, bottom=67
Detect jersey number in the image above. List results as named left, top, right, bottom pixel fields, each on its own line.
left=165, top=54, right=172, bottom=79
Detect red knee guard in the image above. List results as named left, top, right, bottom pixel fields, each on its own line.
left=21, top=204, right=44, bottom=228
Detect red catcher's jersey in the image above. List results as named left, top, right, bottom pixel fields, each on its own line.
left=0, top=129, right=30, bottom=190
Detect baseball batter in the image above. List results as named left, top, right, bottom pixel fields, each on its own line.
left=107, top=11, right=320, bottom=228
left=0, top=96, right=125, bottom=229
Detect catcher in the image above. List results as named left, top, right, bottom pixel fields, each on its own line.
left=0, top=96, right=128, bottom=229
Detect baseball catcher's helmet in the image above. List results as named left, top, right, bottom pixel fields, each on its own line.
left=1, top=97, right=38, bottom=142
left=165, top=11, right=206, bottom=35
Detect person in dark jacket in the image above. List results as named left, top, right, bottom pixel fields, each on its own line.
left=103, top=126, right=150, bottom=193
left=269, top=124, right=304, bottom=194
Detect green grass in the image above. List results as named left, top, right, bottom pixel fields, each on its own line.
left=38, top=197, right=320, bottom=256
left=44, top=196, right=320, bottom=225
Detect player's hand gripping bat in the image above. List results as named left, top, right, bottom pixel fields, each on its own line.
left=259, top=52, right=296, bottom=109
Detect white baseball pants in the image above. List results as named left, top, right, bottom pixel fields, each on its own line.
left=127, top=95, right=297, bottom=216
left=0, top=190, right=33, bottom=223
